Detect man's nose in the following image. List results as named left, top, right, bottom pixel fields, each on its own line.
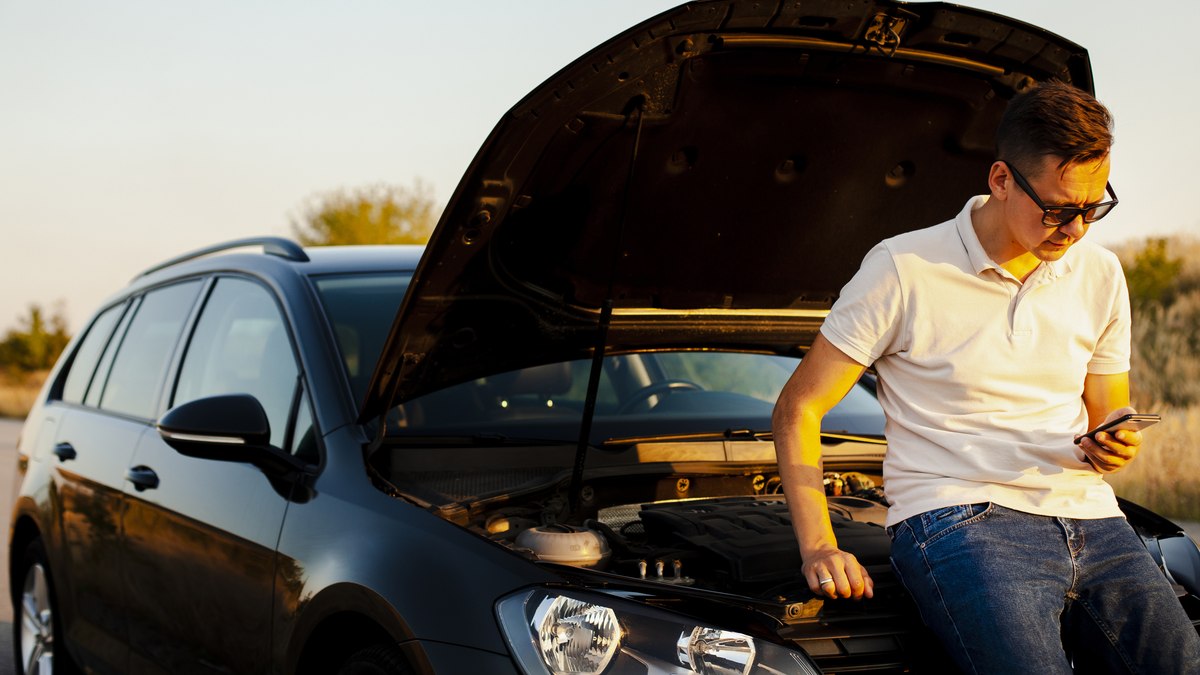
left=1059, top=214, right=1087, bottom=239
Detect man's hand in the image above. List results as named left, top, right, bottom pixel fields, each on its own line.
left=804, top=547, right=874, bottom=600
left=1076, top=405, right=1142, bottom=473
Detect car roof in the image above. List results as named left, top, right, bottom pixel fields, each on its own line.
left=127, top=239, right=425, bottom=294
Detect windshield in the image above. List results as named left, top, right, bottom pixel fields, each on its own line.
left=312, top=272, right=412, bottom=404
left=388, top=352, right=883, bottom=443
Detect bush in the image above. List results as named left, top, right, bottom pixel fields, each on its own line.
left=1114, top=237, right=1200, bottom=408
left=1124, top=237, right=1183, bottom=309
left=0, top=304, right=70, bottom=377
left=1129, top=291, right=1200, bottom=408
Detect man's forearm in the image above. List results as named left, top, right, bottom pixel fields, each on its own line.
left=774, top=407, right=838, bottom=559
left=780, top=462, right=838, bottom=558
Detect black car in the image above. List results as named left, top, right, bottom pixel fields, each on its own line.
left=10, top=1, right=1200, bottom=674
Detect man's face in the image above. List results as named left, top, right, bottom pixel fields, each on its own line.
left=1006, top=154, right=1112, bottom=261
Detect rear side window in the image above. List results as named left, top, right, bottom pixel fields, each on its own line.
left=85, top=300, right=138, bottom=408
left=173, top=278, right=298, bottom=449
left=98, top=281, right=202, bottom=419
left=61, top=303, right=126, bottom=404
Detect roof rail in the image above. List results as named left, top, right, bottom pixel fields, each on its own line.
left=136, top=237, right=310, bottom=279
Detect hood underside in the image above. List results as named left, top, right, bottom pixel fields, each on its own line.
left=363, top=0, right=1093, bottom=420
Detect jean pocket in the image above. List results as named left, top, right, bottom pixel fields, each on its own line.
left=914, top=502, right=993, bottom=547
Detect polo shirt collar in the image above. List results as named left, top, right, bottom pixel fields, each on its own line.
left=955, top=195, right=1074, bottom=281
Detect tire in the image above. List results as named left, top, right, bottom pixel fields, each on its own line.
left=13, top=538, right=76, bottom=675
left=337, top=644, right=413, bottom=675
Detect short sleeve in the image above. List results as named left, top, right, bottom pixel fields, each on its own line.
left=1088, top=258, right=1131, bottom=374
left=820, top=242, right=905, bottom=367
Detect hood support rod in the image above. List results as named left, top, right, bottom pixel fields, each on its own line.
left=569, top=101, right=646, bottom=513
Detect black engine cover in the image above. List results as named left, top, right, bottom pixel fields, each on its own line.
left=638, top=496, right=890, bottom=586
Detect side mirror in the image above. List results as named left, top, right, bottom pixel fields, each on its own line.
left=158, top=394, right=304, bottom=475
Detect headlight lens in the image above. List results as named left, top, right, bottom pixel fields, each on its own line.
left=533, top=595, right=620, bottom=675
left=497, top=588, right=820, bottom=675
left=676, top=627, right=756, bottom=675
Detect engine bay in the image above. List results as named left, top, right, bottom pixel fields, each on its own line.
left=476, top=468, right=892, bottom=601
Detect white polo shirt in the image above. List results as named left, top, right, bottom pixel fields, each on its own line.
left=821, top=196, right=1131, bottom=527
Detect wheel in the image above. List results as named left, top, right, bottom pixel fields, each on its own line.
left=337, top=644, right=413, bottom=675
left=616, top=379, right=703, bottom=414
left=14, top=538, right=74, bottom=675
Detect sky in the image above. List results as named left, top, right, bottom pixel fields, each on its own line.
left=2, top=0, right=1197, bottom=333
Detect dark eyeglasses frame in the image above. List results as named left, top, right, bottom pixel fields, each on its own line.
left=1003, top=161, right=1119, bottom=228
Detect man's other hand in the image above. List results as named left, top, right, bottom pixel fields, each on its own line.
left=1076, top=406, right=1142, bottom=473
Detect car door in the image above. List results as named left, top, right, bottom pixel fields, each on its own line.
left=48, top=280, right=204, bottom=673
left=120, top=275, right=299, bottom=674
left=43, top=298, right=134, bottom=673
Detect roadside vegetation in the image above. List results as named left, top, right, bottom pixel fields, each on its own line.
left=1, top=219, right=1196, bottom=520
left=1107, top=236, right=1200, bottom=520
left=0, top=303, right=69, bottom=418
left=0, top=371, right=44, bottom=419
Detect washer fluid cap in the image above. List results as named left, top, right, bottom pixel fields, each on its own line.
left=515, top=525, right=611, bottom=567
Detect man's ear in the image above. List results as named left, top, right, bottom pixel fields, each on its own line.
left=987, top=161, right=1011, bottom=201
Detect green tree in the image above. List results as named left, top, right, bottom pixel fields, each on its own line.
left=0, top=303, right=71, bottom=375
left=1124, top=237, right=1182, bottom=309
left=290, top=181, right=437, bottom=246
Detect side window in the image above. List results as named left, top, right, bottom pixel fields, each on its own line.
left=85, top=298, right=139, bottom=408
left=289, top=386, right=318, bottom=462
left=98, top=282, right=202, bottom=419
left=61, top=302, right=126, bottom=405
left=174, top=277, right=298, bottom=449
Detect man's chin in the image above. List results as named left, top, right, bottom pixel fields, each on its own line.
left=1034, top=241, right=1073, bottom=260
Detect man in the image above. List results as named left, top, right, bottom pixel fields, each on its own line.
left=772, top=80, right=1200, bottom=672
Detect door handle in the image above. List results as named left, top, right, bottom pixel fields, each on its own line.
left=125, top=466, right=160, bottom=491
left=52, top=443, right=77, bottom=462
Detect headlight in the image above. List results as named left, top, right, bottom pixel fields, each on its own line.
left=497, top=588, right=820, bottom=675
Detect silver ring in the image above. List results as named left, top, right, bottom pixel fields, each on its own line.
left=817, top=577, right=834, bottom=585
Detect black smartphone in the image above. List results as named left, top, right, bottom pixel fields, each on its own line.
left=1074, top=413, right=1161, bottom=445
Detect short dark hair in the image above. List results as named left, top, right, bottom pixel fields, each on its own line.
left=996, top=80, right=1113, bottom=177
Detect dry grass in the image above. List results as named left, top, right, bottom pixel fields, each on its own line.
left=0, top=371, right=45, bottom=420
left=1106, top=404, right=1200, bottom=521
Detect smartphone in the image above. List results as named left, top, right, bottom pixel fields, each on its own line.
left=1073, top=413, right=1160, bottom=445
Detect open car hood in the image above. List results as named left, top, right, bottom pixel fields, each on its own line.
left=361, top=0, right=1093, bottom=421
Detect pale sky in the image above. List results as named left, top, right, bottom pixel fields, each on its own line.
left=2, top=1, right=1196, bottom=333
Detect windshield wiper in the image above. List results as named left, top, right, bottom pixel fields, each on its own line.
left=603, top=428, right=771, bottom=447
left=602, top=429, right=886, bottom=447
left=388, top=433, right=575, bottom=447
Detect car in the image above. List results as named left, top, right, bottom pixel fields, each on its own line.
left=10, top=1, right=1200, bottom=673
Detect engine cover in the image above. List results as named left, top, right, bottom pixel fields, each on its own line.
left=637, top=496, right=890, bottom=587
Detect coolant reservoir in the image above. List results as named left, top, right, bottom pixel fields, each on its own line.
left=515, top=524, right=611, bottom=568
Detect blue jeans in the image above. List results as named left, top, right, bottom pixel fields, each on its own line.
left=888, top=503, right=1200, bottom=674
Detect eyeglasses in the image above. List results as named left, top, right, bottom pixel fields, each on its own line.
left=1004, top=161, right=1119, bottom=227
